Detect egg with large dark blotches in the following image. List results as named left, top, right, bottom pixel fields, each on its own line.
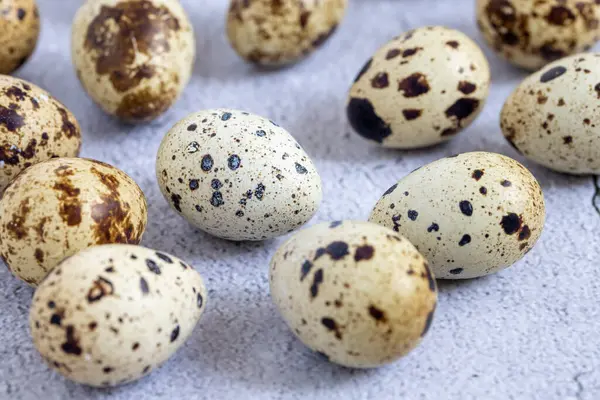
left=347, top=26, right=490, bottom=149
left=0, top=0, right=40, bottom=74
left=476, top=0, right=600, bottom=71
left=29, top=244, right=207, bottom=387
left=71, top=0, right=195, bottom=122
left=0, top=75, right=82, bottom=193
left=226, top=0, right=347, bottom=66
left=0, top=158, right=147, bottom=286
left=501, top=54, right=600, bottom=174
left=270, top=221, right=437, bottom=368
left=156, top=109, right=322, bottom=241
left=369, top=152, right=545, bottom=279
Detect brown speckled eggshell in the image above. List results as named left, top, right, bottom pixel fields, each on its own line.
left=0, top=157, right=147, bottom=286
left=476, top=0, right=600, bottom=71
left=0, top=0, right=40, bottom=74
left=369, top=152, right=545, bottom=279
left=0, top=75, right=82, bottom=193
left=29, top=244, right=207, bottom=387
left=71, top=0, right=195, bottom=122
left=501, top=53, right=600, bottom=174
left=347, top=26, right=490, bottom=149
left=156, top=109, right=322, bottom=241
left=227, top=0, right=347, bottom=66
left=270, top=220, right=437, bottom=368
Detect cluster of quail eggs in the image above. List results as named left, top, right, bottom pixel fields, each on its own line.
left=0, top=0, right=598, bottom=390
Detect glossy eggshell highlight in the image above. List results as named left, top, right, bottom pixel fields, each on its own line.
left=369, top=152, right=545, bottom=279
left=0, top=0, right=40, bottom=74
left=29, top=244, right=207, bottom=387
left=0, top=158, right=147, bottom=286
left=226, top=0, right=347, bottom=66
left=71, top=0, right=195, bottom=122
left=476, top=0, right=600, bottom=71
left=156, top=109, right=322, bottom=241
left=0, top=75, right=82, bottom=193
left=270, top=221, right=437, bottom=368
left=347, top=26, right=490, bottom=149
left=501, top=54, right=600, bottom=174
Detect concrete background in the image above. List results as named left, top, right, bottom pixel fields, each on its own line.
left=1, top=0, right=599, bottom=399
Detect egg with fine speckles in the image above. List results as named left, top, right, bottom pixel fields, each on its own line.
left=0, top=158, right=147, bottom=286
left=0, top=75, right=82, bottom=193
left=71, top=0, right=195, bottom=122
left=501, top=53, right=600, bottom=174
left=226, top=0, right=347, bottom=66
left=270, top=221, right=437, bottom=368
left=347, top=26, right=490, bottom=149
left=0, top=0, right=40, bottom=74
left=476, top=0, right=600, bottom=71
left=29, top=244, right=207, bottom=387
left=156, top=109, right=322, bottom=241
left=369, top=152, right=546, bottom=279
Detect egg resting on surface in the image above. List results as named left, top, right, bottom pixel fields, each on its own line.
left=501, top=53, right=600, bottom=174
left=0, top=75, right=81, bottom=193
left=369, top=152, right=545, bottom=279
left=476, top=0, right=600, bottom=70
left=270, top=220, right=437, bottom=368
left=156, top=109, right=322, bottom=241
left=29, top=244, right=207, bottom=387
left=347, top=26, right=490, bottom=149
left=0, top=0, right=40, bottom=74
left=226, top=0, right=347, bottom=66
left=0, top=157, right=147, bottom=286
left=71, top=0, right=195, bottom=122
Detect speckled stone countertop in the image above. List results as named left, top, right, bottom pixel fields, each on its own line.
left=1, top=0, right=600, bottom=399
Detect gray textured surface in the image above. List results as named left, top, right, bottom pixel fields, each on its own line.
left=1, top=0, right=600, bottom=399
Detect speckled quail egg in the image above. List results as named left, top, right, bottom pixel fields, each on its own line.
left=71, top=0, right=195, bottom=122
left=369, top=152, right=545, bottom=279
left=270, top=220, right=437, bottom=368
left=227, top=0, right=347, bottom=66
left=347, top=26, right=490, bottom=149
left=476, top=0, right=600, bottom=71
left=501, top=53, right=600, bottom=174
left=156, top=109, right=322, bottom=241
left=29, top=244, right=207, bottom=387
left=0, top=157, right=147, bottom=286
left=0, top=0, right=40, bottom=74
left=0, top=75, right=82, bottom=193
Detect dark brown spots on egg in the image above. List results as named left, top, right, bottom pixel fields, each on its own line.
left=371, top=72, right=389, bottom=89
left=458, top=81, right=477, bottom=95
left=155, top=252, right=173, bottom=263
left=300, top=260, right=313, bottom=281
left=210, top=191, right=224, bottom=207
left=83, top=0, right=180, bottom=93
left=50, top=309, right=63, bottom=326
left=385, top=49, right=401, bottom=60
left=54, top=176, right=82, bottom=227
left=540, top=66, right=567, bottom=83
left=501, top=180, right=512, bottom=187
left=441, top=128, right=458, bottom=136
left=189, top=179, right=199, bottom=191
left=398, top=73, right=430, bottom=97
left=5, top=86, right=27, bottom=101
left=449, top=268, right=463, bottom=275
left=421, top=309, right=435, bottom=337
left=315, top=242, right=349, bottom=261
left=445, top=98, right=479, bottom=123
left=170, top=325, right=180, bottom=342
left=311, top=24, right=338, bottom=48
left=563, top=136, right=573, bottom=144
left=87, top=277, right=114, bottom=303
left=0, top=105, right=25, bottom=132
left=295, top=163, right=308, bottom=174
left=61, top=325, right=82, bottom=356
left=34, top=249, right=44, bottom=263
left=140, top=277, right=149, bottom=294
left=17, top=8, right=26, bottom=20
left=228, top=154, right=241, bottom=170
left=310, top=269, right=324, bottom=298
left=383, top=183, right=398, bottom=196
left=472, top=169, right=484, bottom=180
left=187, top=124, right=197, bottom=131
left=299, top=10, right=311, bottom=28
left=480, top=186, right=488, bottom=195
left=115, top=87, right=175, bottom=122
left=56, top=107, right=80, bottom=139
left=329, top=221, right=342, bottom=228
left=459, top=234, right=472, bottom=246
left=321, top=317, right=342, bottom=340
left=500, top=213, right=522, bottom=235
left=545, top=6, right=575, bottom=26
left=5, top=197, right=31, bottom=240
left=347, top=97, right=392, bottom=143
left=197, top=293, right=204, bottom=308
left=402, top=109, right=423, bottom=120
left=201, top=155, right=214, bottom=171
left=518, top=225, right=531, bottom=241
left=407, top=210, right=418, bottom=221
left=146, top=259, right=161, bottom=275
left=170, top=193, right=182, bottom=212
left=143, top=365, right=151, bottom=374
left=427, top=223, right=439, bottom=232
left=354, top=245, right=374, bottom=261
left=459, top=200, right=473, bottom=216
left=446, top=40, right=459, bottom=48
left=423, top=263, right=436, bottom=292
left=368, top=305, right=387, bottom=322
left=402, top=47, right=422, bottom=57
left=90, top=190, right=138, bottom=245
left=353, top=58, right=372, bottom=82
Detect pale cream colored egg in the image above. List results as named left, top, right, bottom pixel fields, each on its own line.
left=270, top=220, right=437, bottom=368
left=0, top=0, right=40, bottom=74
